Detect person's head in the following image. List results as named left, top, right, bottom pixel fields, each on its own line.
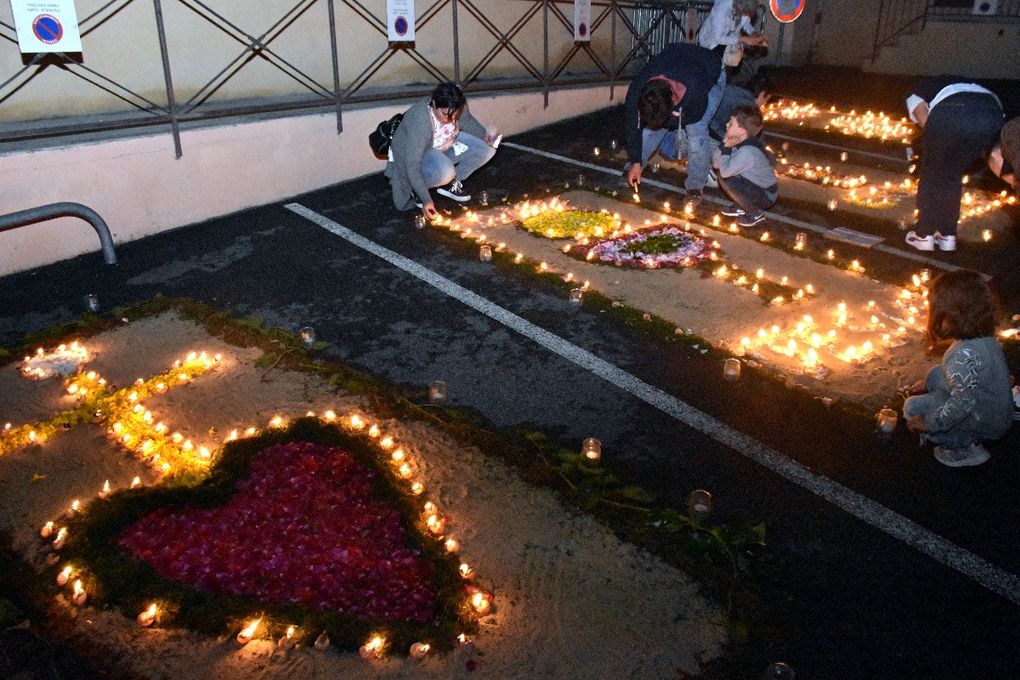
left=638, top=79, right=675, bottom=131
left=734, top=0, right=759, bottom=19
left=430, top=82, right=466, bottom=124
left=926, top=270, right=999, bottom=345
left=747, top=72, right=773, bottom=108
left=726, top=104, right=763, bottom=143
left=994, top=116, right=1019, bottom=188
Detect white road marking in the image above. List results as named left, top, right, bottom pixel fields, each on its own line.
left=502, top=141, right=968, bottom=274
left=286, top=201, right=1020, bottom=607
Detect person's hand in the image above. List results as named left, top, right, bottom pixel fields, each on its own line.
left=740, top=33, right=767, bottom=47
left=626, top=163, right=642, bottom=190
left=422, top=202, right=439, bottom=220
left=905, top=415, right=928, bottom=433
left=723, top=131, right=741, bottom=148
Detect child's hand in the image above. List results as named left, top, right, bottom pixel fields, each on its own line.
left=905, top=415, right=928, bottom=433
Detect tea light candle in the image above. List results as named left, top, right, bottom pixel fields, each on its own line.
left=827, top=199, right=838, bottom=211
left=794, top=232, right=807, bottom=250
left=137, top=603, right=157, bottom=627
left=98, top=480, right=111, bottom=499
left=278, top=626, right=296, bottom=650
left=236, top=617, right=261, bottom=644
left=479, top=245, right=492, bottom=262
left=413, top=214, right=426, bottom=229
left=84, top=294, right=100, bottom=313
left=723, top=358, right=741, bottom=381
left=359, top=634, right=385, bottom=659
left=410, top=481, right=425, bottom=495
left=314, top=631, right=331, bottom=650
left=410, top=642, right=431, bottom=659
left=65, top=500, right=80, bottom=519
left=56, top=565, right=73, bottom=586
left=40, top=521, right=54, bottom=539
left=470, top=591, right=492, bottom=614
left=52, top=528, right=67, bottom=550
left=459, top=562, right=473, bottom=578
left=569, top=288, right=583, bottom=304
left=687, top=489, right=713, bottom=519
left=428, top=380, right=448, bottom=404
left=71, top=579, right=87, bottom=606
left=299, top=327, right=316, bottom=348
left=609, top=138, right=618, bottom=150
left=581, top=437, right=601, bottom=462
left=445, top=537, right=460, bottom=553
left=877, top=408, right=898, bottom=433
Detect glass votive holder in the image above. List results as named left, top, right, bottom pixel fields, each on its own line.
left=723, top=358, right=741, bottom=381
left=687, top=489, right=713, bottom=519
left=299, top=326, right=316, bottom=348
left=576, top=173, right=585, bottom=187
left=479, top=245, right=492, bottom=262
left=569, top=288, right=583, bottom=305
left=652, top=162, right=660, bottom=174
left=609, top=138, right=618, bottom=150
left=593, top=146, right=601, bottom=157
left=581, top=437, right=601, bottom=462
left=919, top=268, right=931, bottom=283
left=413, top=214, right=426, bottom=229
left=84, top=294, right=100, bottom=313
left=794, top=232, right=807, bottom=250
left=764, top=661, right=795, bottom=680
left=479, top=190, right=489, bottom=206
left=428, top=380, right=448, bottom=404
left=877, top=407, right=897, bottom=434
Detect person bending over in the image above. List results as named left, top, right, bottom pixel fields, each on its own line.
left=712, top=104, right=777, bottom=227
left=386, top=82, right=498, bottom=219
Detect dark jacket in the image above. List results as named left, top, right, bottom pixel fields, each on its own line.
left=624, top=43, right=722, bottom=165
left=710, top=84, right=758, bottom=140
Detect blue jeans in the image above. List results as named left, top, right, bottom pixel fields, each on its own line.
left=718, top=175, right=777, bottom=216
left=903, top=365, right=995, bottom=449
left=421, top=132, right=495, bottom=188
left=683, top=68, right=726, bottom=192
left=641, top=126, right=682, bottom=164
left=915, top=93, right=1002, bottom=238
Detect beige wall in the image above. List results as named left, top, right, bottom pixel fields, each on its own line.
left=0, top=0, right=626, bottom=122
left=0, top=85, right=617, bottom=276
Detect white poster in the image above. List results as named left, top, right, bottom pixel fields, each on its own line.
left=10, top=0, right=83, bottom=54
left=387, top=0, right=415, bottom=42
left=573, top=0, right=591, bottom=42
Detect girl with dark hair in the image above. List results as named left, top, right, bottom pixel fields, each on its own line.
left=903, top=270, right=1014, bottom=467
left=386, top=82, right=498, bottom=218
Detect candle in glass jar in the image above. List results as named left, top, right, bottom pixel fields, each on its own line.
left=581, top=437, right=601, bottom=462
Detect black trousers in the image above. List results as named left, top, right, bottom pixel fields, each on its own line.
left=915, top=93, right=1003, bottom=238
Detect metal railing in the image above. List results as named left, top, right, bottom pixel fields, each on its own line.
left=0, top=0, right=712, bottom=157
left=873, top=0, right=1020, bottom=60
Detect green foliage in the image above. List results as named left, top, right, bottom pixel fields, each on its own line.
left=519, top=209, right=617, bottom=239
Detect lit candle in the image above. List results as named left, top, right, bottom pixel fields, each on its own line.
left=65, top=500, right=80, bottom=519
left=98, top=480, right=111, bottom=499
left=428, top=380, right=448, bottom=404
left=236, top=617, right=261, bottom=644
left=359, top=634, right=385, bottom=660
left=877, top=408, right=898, bottom=434
left=137, top=603, right=157, bottom=627
left=314, top=631, right=331, bottom=650
left=479, top=245, right=492, bottom=262
left=410, top=642, right=431, bottom=659
left=445, top=537, right=460, bottom=554
left=52, top=527, right=67, bottom=550
left=72, top=579, right=87, bottom=606
left=581, top=437, right=601, bottom=462
left=40, top=521, right=54, bottom=538
left=56, top=565, right=73, bottom=586
left=470, top=591, right=492, bottom=614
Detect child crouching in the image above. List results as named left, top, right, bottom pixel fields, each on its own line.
left=711, top=105, right=777, bottom=227
left=903, top=270, right=1014, bottom=467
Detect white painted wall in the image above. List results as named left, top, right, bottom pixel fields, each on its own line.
left=868, top=19, right=1020, bottom=78
left=0, top=86, right=617, bottom=276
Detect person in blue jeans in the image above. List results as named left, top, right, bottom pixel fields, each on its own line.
left=903, top=75, right=1004, bottom=253
left=386, top=82, right=498, bottom=219
left=623, top=42, right=721, bottom=194
left=903, top=270, right=1014, bottom=467
left=712, top=105, right=777, bottom=227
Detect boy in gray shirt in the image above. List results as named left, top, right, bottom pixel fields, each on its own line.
left=711, top=105, right=778, bottom=227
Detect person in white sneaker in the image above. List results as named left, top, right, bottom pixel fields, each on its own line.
left=903, top=271, right=1014, bottom=468
left=385, top=82, right=498, bottom=219
left=903, top=75, right=1004, bottom=252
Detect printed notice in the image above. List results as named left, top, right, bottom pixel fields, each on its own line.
left=387, top=0, right=415, bottom=42
left=573, top=0, right=591, bottom=42
left=10, top=0, right=83, bottom=53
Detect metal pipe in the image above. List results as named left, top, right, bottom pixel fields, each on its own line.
left=152, top=0, right=182, bottom=158
left=0, top=203, right=118, bottom=265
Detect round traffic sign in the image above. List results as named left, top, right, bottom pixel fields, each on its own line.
left=32, top=14, right=63, bottom=45
left=769, top=0, right=806, bottom=23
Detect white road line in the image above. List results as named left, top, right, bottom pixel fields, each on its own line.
left=286, top=201, right=1020, bottom=607
left=503, top=141, right=967, bottom=274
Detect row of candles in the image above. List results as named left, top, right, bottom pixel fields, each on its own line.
left=763, top=98, right=916, bottom=145
left=34, top=384, right=491, bottom=659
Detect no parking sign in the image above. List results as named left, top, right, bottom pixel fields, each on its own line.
left=386, top=0, right=415, bottom=42
left=10, top=0, right=83, bottom=53
left=769, top=0, right=807, bottom=23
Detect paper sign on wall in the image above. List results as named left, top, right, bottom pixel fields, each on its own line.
left=387, top=0, right=415, bottom=42
left=10, top=0, right=83, bottom=53
left=574, top=0, right=591, bottom=42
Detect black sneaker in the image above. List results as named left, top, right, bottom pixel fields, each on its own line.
left=437, top=180, right=471, bottom=203
left=738, top=212, right=766, bottom=227
left=721, top=204, right=745, bottom=217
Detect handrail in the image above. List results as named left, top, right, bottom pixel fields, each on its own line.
left=0, top=203, right=118, bottom=265
left=872, top=0, right=928, bottom=61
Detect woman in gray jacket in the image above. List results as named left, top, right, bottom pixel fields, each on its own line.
left=385, top=82, right=497, bottom=219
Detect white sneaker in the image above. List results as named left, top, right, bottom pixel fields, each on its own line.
left=934, top=233, right=957, bottom=251
left=436, top=180, right=471, bottom=203
left=706, top=170, right=719, bottom=189
left=934, top=443, right=990, bottom=467
left=905, top=231, right=934, bottom=251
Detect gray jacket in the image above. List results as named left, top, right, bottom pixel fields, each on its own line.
left=712, top=136, right=778, bottom=192
left=928, top=336, right=1014, bottom=437
left=385, top=97, right=487, bottom=210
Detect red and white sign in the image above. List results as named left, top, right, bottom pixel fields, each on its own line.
left=769, top=0, right=806, bottom=24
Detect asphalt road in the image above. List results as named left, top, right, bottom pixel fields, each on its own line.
left=2, top=106, right=1019, bottom=679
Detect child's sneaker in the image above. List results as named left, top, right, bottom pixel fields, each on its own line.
left=738, top=212, right=766, bottom=227
left=905, top=231, right=934, bottom=251
left=934, top=442, right=990, bottom=467
left=934, top=232, right=957, bottom=252
left=437, top=180, right=471, bottom=202
left=706, top=170, right=719, bottom=189
left=721, top=204, right=745, bottom=217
